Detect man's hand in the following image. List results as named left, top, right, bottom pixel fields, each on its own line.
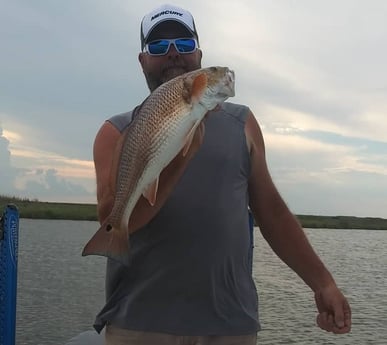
left=314, top=283, right=352, bottom=334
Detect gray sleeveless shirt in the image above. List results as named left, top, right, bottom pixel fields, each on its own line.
left=94, top=102, right=260, bottom=335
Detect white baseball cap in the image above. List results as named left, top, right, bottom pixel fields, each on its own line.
left=140, top=4, right=199, bottom=50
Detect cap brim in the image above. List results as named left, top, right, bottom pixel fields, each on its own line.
left=145, top=20, right=195, bottom=44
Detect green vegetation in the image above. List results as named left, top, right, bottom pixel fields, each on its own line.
left=1, top=195, right=387, bottom=229
left=296, top=214, right=387, bottom=230
left=0, top=195, right=97, bottom=221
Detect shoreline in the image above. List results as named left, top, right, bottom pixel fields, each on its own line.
left=1, top=196, right=387, bottom=230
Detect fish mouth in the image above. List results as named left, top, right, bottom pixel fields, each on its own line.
left=227, top=69, right=235, bottom=82
left=222, top=70, right=236, bottom=97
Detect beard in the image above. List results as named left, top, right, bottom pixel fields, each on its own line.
left=144, top=61, right=201, bottom=92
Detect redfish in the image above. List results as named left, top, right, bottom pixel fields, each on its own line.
left=82, top=66, right=235, bottom=264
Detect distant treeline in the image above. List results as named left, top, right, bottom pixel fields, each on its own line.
left=1, top=195, right=387, bottom=230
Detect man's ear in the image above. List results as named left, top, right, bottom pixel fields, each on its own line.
left=138, top=52, right=146, bottom=67
left=197, top=49, right=203, bottom=59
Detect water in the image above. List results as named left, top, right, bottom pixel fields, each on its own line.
left=14, top=219, right=387, bottom=344
left=15, top=220, right=106, bottom=344
left=252, top=227, right=387, bottom=344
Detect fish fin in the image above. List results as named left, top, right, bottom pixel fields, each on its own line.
left=82, top=218, right=130, bottom=266
left=142, top=177, right=159, bottom=206
left=190, top=73, right=208, bottom=102
left=182, top=121, right=201, bottom=156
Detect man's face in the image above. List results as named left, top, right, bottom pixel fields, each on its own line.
left=139, top=22, right=202, bottom=91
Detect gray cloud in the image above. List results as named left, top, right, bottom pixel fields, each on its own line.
left=23, top=168, right=91, bottom=200
left=0, top=124, right=93, bottom=201
left=278, top=170, right=387, bottom=218
left=235, top=65, right=362, bottom=127
left=1, top=1, right=386, bottom=216
left=0, top=127, right=18, bottom=195
left=0, top=0, right=147, bottom=160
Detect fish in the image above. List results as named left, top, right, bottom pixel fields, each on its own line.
left=82, top=66, right=235, bottom=264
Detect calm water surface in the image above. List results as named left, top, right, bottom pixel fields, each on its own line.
left=15, top=219, right=387, bottom=344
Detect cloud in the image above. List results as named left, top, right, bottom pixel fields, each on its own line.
left=0, top=0, right=386, bottom=216
left=0, top=126, right=19, bottom=195
left=198, top=0, right=387, bottom=145
left=0, top=124, right=95, bottom=202
left=0, top=1, right=146, bottom=160
left=17, top=168, right=92, bottom=202
left=260, top=126, right=387, bottom=217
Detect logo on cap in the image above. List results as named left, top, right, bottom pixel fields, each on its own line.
left=151, top=10, right=183, bottom=21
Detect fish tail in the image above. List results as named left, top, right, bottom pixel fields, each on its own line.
left=82, top=218, right=130, bottom=265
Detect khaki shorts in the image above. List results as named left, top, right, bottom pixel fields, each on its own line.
left=105, top=325, right=257, bottom=345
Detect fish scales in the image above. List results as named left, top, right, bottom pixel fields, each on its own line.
left=82, top=66, right=235, bottom=264
left=111, top=79, right=189, bottom=228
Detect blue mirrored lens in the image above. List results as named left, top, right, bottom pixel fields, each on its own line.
left=147, top=38, right=196, bottom=55
left=148, top=40, right=170, bottom=55
left=175, top=39, right=196, bottom=52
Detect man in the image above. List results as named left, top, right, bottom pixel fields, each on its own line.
left=93, top=4, right=351, bottom=345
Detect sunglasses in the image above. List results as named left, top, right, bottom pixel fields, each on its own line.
left=144, top=38, right=198, bottom=56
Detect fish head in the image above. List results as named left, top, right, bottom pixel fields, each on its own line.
left=200, top=66, right=235, bottom=110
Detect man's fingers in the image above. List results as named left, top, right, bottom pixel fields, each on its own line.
left=343, top=303, right=352, bottom=329
left=333, top=305, right=345, bottom=328
left=317, top=311, right=351, bottom=334
left=333, top=300, right=352, bottom=330
left=317, top=312, right=336, bottom=331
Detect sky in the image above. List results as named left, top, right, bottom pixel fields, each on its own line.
left=1, top=0, right=386, bottom=218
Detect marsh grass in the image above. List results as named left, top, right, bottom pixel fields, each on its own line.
left=0, top=195, right=97, bottom=221
left=297, top=214, right=387, bottom=230
left=1, top=195, right=386, bottom=229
